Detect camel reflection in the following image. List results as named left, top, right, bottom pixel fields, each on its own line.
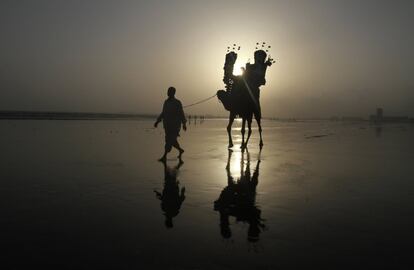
left=154, top=158, right=186, bottom=228
left=214, top=150, right=265, bottom=242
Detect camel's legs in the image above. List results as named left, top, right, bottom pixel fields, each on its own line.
left=244, top=116, right=253, bottom=148
left=226, top=149, right=233, bottom=170
left=227, top=112, right=236, bottom=148
left=255, top=113, right=263, bottom=149
left=226, top=150, right=233, bottom=186
left=241, top=117, right=246, bottom=149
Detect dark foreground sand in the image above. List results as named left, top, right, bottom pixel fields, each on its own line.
left=1, top=119, right=413, bottom=269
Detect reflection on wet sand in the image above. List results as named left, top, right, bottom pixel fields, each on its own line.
left=214, top=150, right=265, bottom=242
left=154, top=158, right=186, bottom=228
left=2, top=119, right=413, bottom=268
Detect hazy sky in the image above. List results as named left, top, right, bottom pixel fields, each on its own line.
left=1, top=0, right=413, bottom=117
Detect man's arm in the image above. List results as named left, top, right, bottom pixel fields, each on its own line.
left=178, top=101, right=187, bottom=131
left=179, top=187, right=186, bottom=202
left=154, top=102, right=165, bottom=128
left=154, top=190, right=162, bottom=200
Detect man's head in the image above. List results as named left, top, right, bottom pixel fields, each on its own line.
left=167, top=86, right=176, bottom=98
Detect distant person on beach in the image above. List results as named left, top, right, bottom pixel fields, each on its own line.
left=154, top=87, right=187, bottom=161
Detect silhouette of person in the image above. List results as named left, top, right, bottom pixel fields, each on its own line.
left=154, top=158, right=186, bottom=228
left=244, top=49, right=273, bottom=119
left=214, top=150, right=265, bottom=242
left=154, top=87, right=187, bottom=162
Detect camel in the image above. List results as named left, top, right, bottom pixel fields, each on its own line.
left=217, top=49, right=273, bottom=149
left=218, top=79, right=263, bottom=150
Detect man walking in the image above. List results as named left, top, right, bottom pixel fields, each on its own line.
left=154, top=87, right=187, bottom=161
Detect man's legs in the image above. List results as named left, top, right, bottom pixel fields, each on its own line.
left=172, top=138, right=184, bottom=157
left=160, top=130, right=183, bottom=161
left=159, top=134, right=173, bottom=161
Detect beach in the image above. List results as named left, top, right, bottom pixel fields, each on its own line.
left=1, top=119, right=413, bottom=269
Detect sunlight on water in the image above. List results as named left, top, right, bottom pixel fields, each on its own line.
left=228, top=150, right=242, bottom=178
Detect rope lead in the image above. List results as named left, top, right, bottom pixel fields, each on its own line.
left=183, top=93, right=217, bottom=108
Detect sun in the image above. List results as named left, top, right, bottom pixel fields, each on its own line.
left=232, top=63, right=245, bottom=76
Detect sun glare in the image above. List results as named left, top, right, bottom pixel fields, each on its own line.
left=232, top=63, right=244, bottom=76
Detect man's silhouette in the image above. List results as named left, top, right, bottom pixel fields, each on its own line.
left=154, top=158, right=186, bottom=228
left=154, top=87, right=187, bottom=162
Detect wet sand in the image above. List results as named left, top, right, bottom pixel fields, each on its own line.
left=1, top=119, right=413, bottom=269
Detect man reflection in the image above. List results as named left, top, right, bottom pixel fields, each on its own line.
left=214, top=150, right=265, bottom=242
left=154, top=158, right=186, bottom=228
